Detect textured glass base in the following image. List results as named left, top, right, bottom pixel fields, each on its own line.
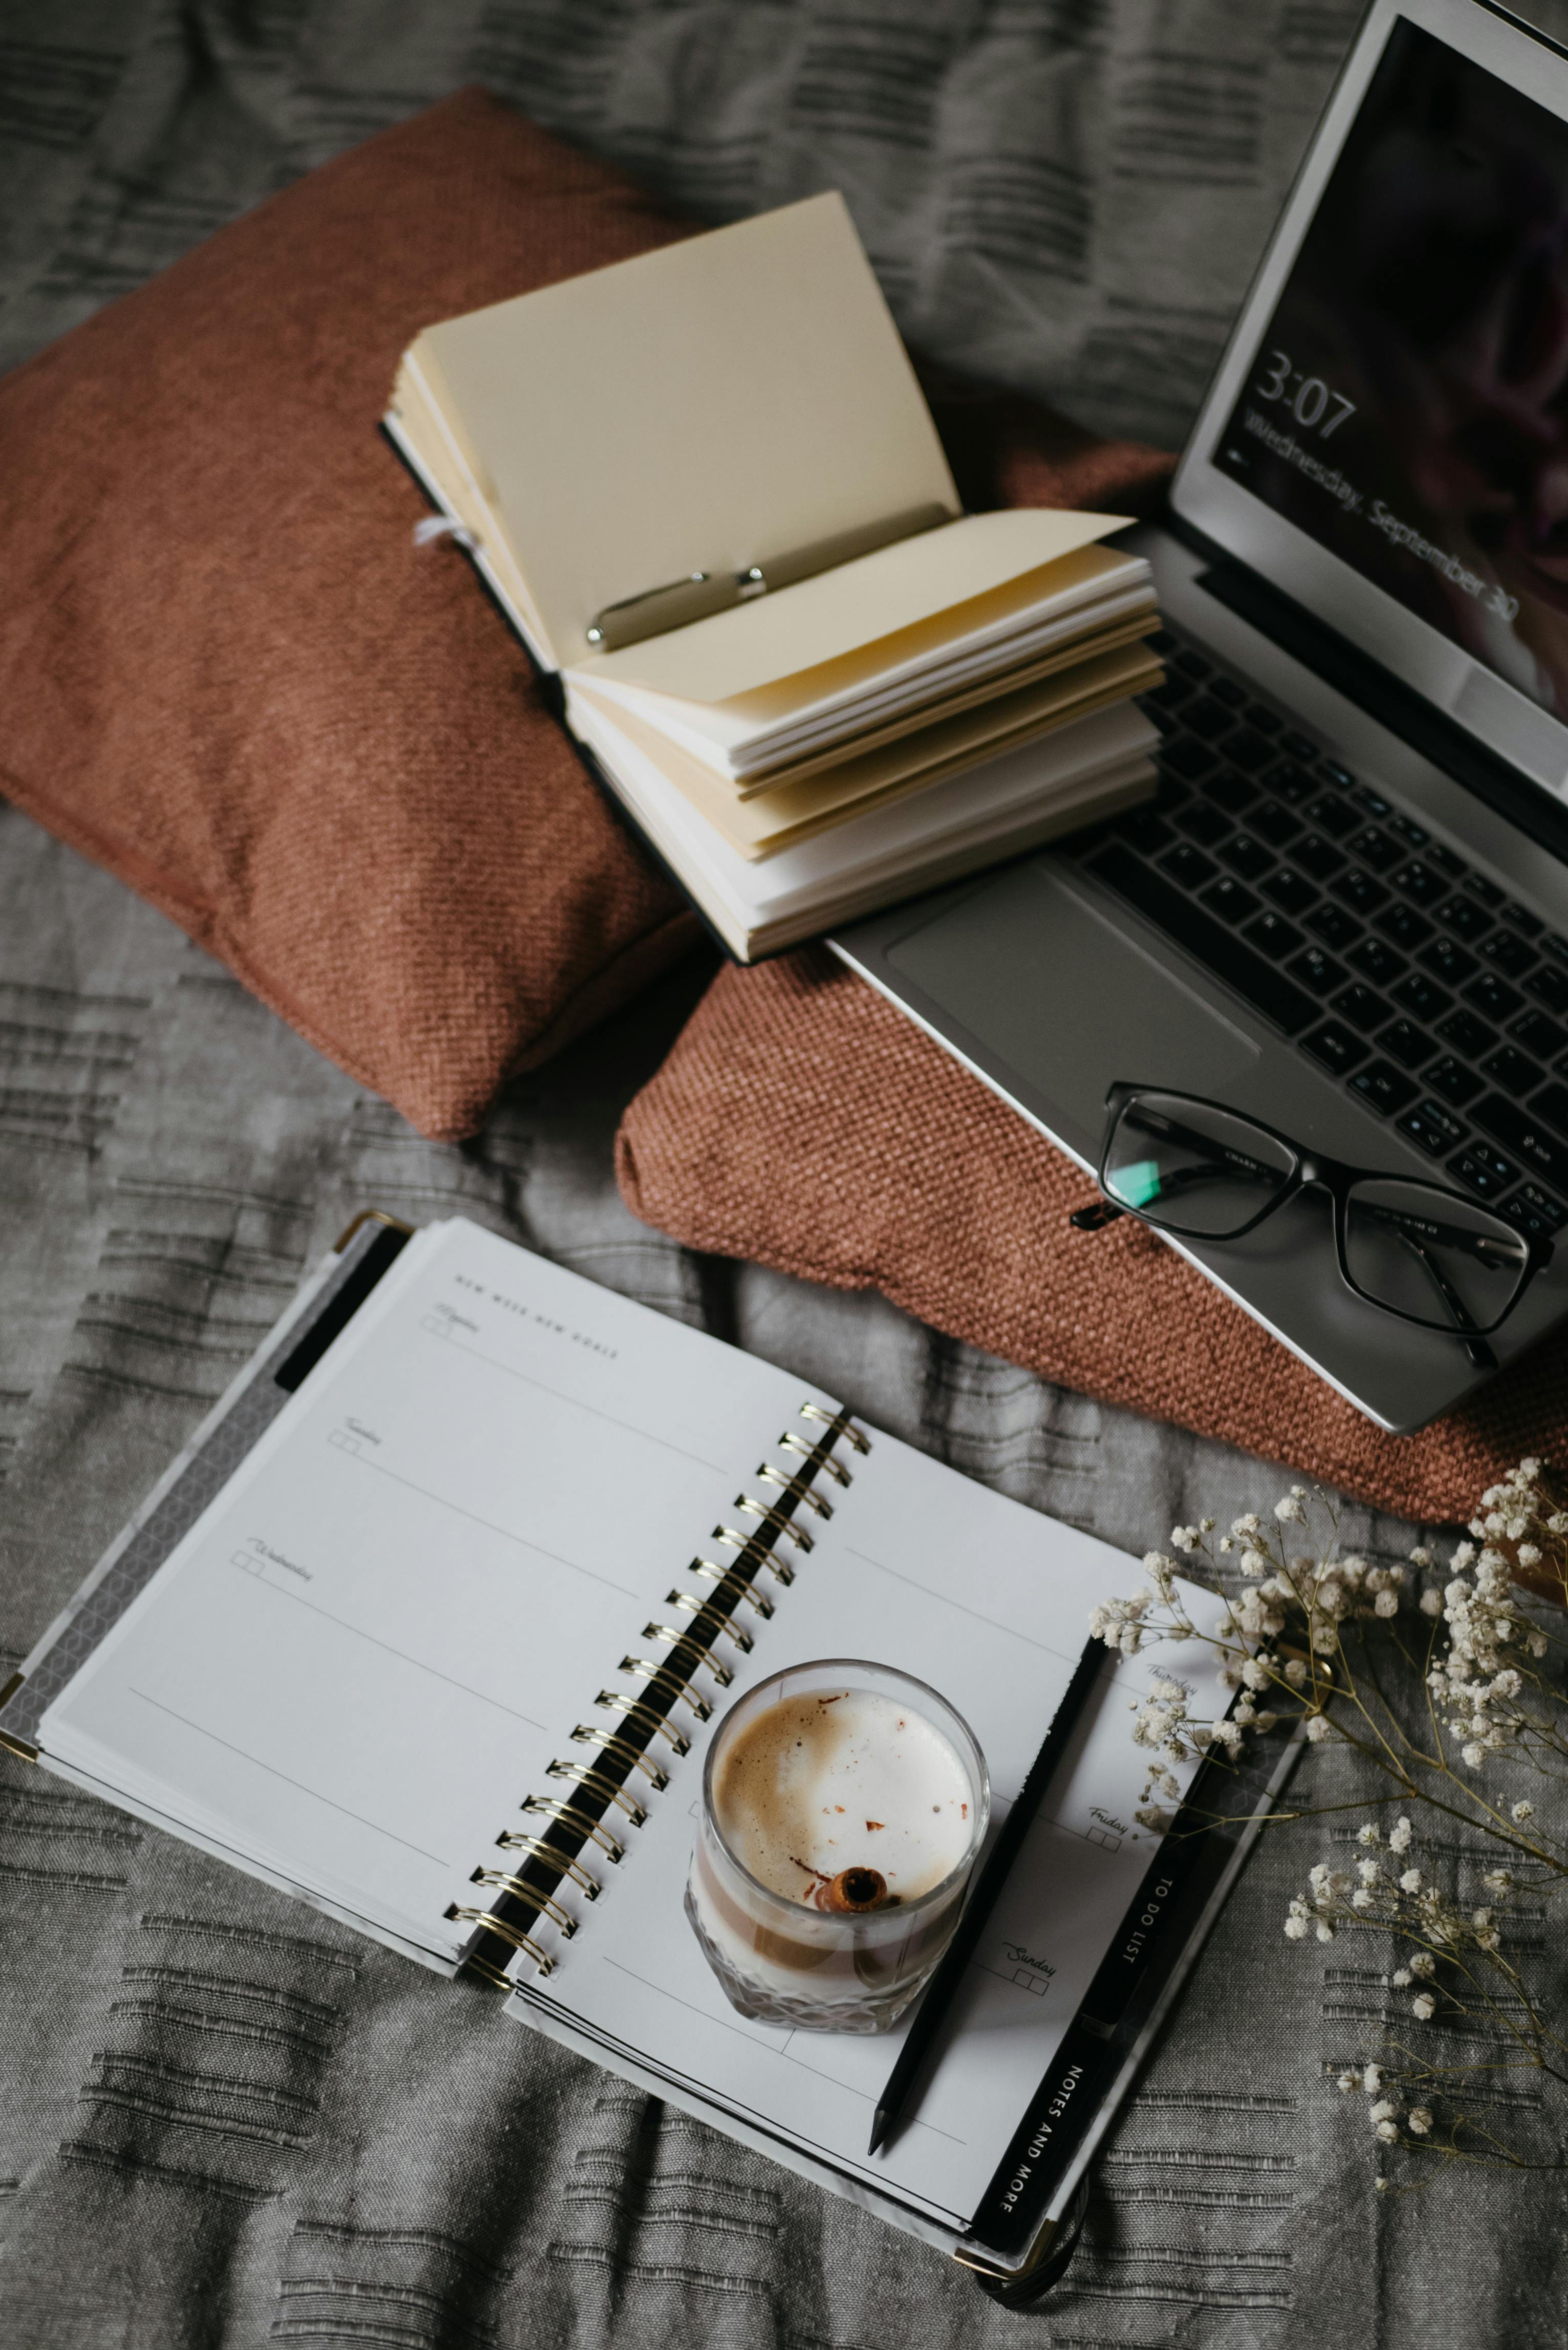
left=684, top=1882, right=924, bottom=2034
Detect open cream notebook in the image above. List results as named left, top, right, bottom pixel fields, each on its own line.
left=0, top=1217, right=1275, bottom=2282
left=384, top=193, right=1162, bottom=959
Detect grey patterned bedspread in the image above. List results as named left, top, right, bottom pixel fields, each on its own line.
left=3, top=6, right=1567, bottom=2344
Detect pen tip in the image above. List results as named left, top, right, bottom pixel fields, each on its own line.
left=867, top=2110, right=887, bottom=2157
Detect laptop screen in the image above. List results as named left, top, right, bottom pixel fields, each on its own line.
left=1210, top=16, right=1568, bottom=727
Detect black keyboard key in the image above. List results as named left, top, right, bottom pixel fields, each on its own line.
left=1153, top=771, right=1191, bottom=814
left=1223, top=728, right=1276, bottom=773
left=1480, top=929, right=1535, bottom=980
left=1305, top=791, right=1357, bottom=839
left=1332, top=983, right=1393, bottom=1032
left=1348, top=937, right=1405, bottom=987
left=1463, top=872, right=1506, bottom=909
left=1210, top=677, right=1247, bottom=708
left=1320, top=761, right=1358, bottom=792
left=1252, top=800, right=1302, bottom=849
left=1352, top=786, right=1393, bottom=816
left=1245, top=703, right=1282, bottom=734
left=1306, top=903, right=1359, bottom=950
left=1351, top=1061, right=1419, bottom=1116
left=1527, top=964, right=1568, bottom=1015
left=1436, top=1008, right=1497, bottom=1058
left=1500, top=1182, right=1567, bottom=1241
left=1086, top=845, right=1318, bottom=1035
left=1148, top=629, right=1176, bottom=654
left=1184, top=697, right=1234, bottom=741
left=1472, top=1097, right=1568, bottom=1193
left=1511, top=1009, right=1567, bottom=1059
left=1294, top=834, right=1346, bottom=882
left=1449, top=1141, right=1519, bottom=1200
left=1287, top=946, right=1348, bottom=995
left=1146, top=703, right=1178, bottom=736
left=1391, top=971, right=1449, bottom=1022
left=1464, top=972, right=1525, bottom=1022
left=1174, top=648, right=1211, bottom=678
left=1208, top=768, right=1258, bottom=815
left=1281, top=731, right=1318, bottom=762
left=1390, top=860, right=1448, bottom=907
left=1160, top=843, right=1219, bottom=889
left=1345, top=825, right=1401, bottom=873
left=1262, top=867, right=1316, bottom=916
left=1423, top=841, right=1466, bottom=880
left=1118, top=809, right=1175, bottom=857
left=1502, top=902, right=1543, bottom=937
left=1200, top=877, right=1261, bottom=926
left=1396, top=1099, right=1468, bottom=1158
left=1530, top=1081, right=1568, bottom=1140
left=1541, top=932, right=1568, bottom=966
left=1303, top=1020, right=1366, bottom=1075
left=1331, top=867, right=1389, bottom=916
left=1162, top=735, right=1219, bottom=780
left=1434, top=895, right=1492, bottom=941
left=1266, top=760, right=1317, bottom=805
left=1419, top=934, right=1478, bottom=985
left=1373, top=902, right=1435, bottom=954
left=1146, top=676, right=1194, bottom=711
left=1386, top=812, right=1429, bottom=848
left=1177, top=800, right=1231, bottom=847
left=1378, top=1019, right=1436, bottom=1072
left=1219, top=833, right=1275, bottom=882
left=1480, top=1046, right=1544, bottom=1094
left=1425, top=1056, right=1484, bottom=1107
left=1243, top=912, right=1303, bottom=961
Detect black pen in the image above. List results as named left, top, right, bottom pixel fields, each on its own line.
left=868, top=1637, right=1106, bottom=2157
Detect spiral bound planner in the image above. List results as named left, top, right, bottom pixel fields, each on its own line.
left=0, top=1214, right=1268, bottom=2281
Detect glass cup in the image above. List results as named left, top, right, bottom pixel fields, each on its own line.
left=685, top=1657, right=989, bottom=2033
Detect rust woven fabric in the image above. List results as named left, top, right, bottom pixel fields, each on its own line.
left=0, top=90, right=702, bottom=1141
left=617, top=949, right=1568, bottom=1524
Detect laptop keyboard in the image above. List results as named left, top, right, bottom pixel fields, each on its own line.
left=1068, top=626, right=1568, bottom=1247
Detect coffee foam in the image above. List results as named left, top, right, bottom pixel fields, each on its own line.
left=712, top=1686, right=972, bottom=1907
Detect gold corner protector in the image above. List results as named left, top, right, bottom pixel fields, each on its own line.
left=333, top=1207, right=417, bottom=1255
left=0, top=1677, right=38, bottom=1765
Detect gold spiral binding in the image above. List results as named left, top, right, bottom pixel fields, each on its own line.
left=736, top=1492, right=821, bottom=1546
left=547, top=1761, right=647, bottom=1826
left=665, top=1591, right=754, bottom=1651
left=453, top=1395, right=868, bottom=1985
left=470, top=1869, right=579, bottom=1932
left=688, top=1562, right=774, bottom=1618
left=570, top=1726, right=670, bottom=1789
left=521, top=1796, right=625, bottom=1861
left=618, top=1658, right=713, bottom=1721
left=449, top=1908, right=555, bottom=1975
left=492, top=1835, right=601, bottom=1898
left=756, top=1460, right=832, bottom=1518
left=800, top=1401, right=870, bottom=1452
left=779, top=1428, right=852, bottom=1486
left=595, top=1691, right=691, bottom=1754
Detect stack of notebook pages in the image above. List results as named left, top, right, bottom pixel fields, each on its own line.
left=386, top=192, right=1163, bottom=959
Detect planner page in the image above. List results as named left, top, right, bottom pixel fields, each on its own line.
left=39, top=1222, right=835, bottom=1961
left=527, top=1426, right=1231, bottom=2230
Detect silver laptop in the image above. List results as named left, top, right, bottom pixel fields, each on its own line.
left=834, top=0, right=1568, bottom=1433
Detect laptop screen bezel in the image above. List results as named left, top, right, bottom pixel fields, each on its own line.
left=1171, top=0, right=1568, bottom=798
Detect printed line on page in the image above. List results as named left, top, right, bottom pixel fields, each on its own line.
left=241, top=1573, right=546, bottom=1730
left=422, top=1324, right=729, bottom=1476
left=128, top=1691, right=451, bottom=1868
left=331, top=1452, right=641, bottom=1600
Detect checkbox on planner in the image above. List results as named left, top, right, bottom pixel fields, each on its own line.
left=328, top=1430, right=362, bottom=1455
left=421, top=1314, right=451, bottom=1338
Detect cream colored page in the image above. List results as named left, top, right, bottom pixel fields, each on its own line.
left=566, top=510, right=1130, bottom=706
left=421, top=192, right=957, bottom=668
left=40, top=1222, right=836, bottom=1960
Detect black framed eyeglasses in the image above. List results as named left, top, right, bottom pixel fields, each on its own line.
left=1068, top=1084, right=1552, bottom=1369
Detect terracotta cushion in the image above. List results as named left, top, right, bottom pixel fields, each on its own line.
left=0, top=89, right=703, bottom=1141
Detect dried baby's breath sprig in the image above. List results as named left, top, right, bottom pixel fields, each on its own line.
left=1091, top=1457, right=1568, bottom=2191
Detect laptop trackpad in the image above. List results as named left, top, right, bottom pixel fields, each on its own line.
left=885, top=860, right=1262, bottom=1135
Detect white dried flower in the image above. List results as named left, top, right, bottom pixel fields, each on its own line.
left=1420, top=1587, right=1444, bottom=1617
left=1388, top=1818, right=1413, bottom=1854
left=1409, top=1546, right=1432, bottom=1568
left=1482, top=1869, right=1513, bottom=1894
left=1357, top=1823, right=1381, bottom=1847
left=1374, top=1589, right=1400, bottom=1618
left=1274, top=1495, right=1306, bottom=1525
left=1391, top=1968, right=1412, bottom=1987
left=1411, top=1991, right=1436, bottom=2020
left=1517, top=1543, right=1541, bottom=1569
left=1363, top=2064, right=1384, bottom=2095
left=1462, top=1741, right=1487, bottom=1767
left=1284, top=1913, right=1308, bottom=1941
left=1407, top=2107, right=1433, bottom=2137
left=1304, top=1714, right=1332, bottom=1743
left=1357, top=1858, right=1380, bottom=1885
left=1376, top=2118, right=1400, bottom=2143
left=1315, top=1920, right=1334, bottom=1942
left=1399, top=1869, right=1422, bottom=1893
left=1409, top=1953, right=1435, bottom=1981
left=1338, top=2069, right=1363, bottom=2093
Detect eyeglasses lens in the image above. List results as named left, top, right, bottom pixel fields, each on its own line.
left=1103, top=1093, right=1296, bottom=1237
left=1342, top=1179, right=1529, bottom=1335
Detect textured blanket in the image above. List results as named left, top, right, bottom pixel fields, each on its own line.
left=3, top=6, right=1566, bottom=2344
